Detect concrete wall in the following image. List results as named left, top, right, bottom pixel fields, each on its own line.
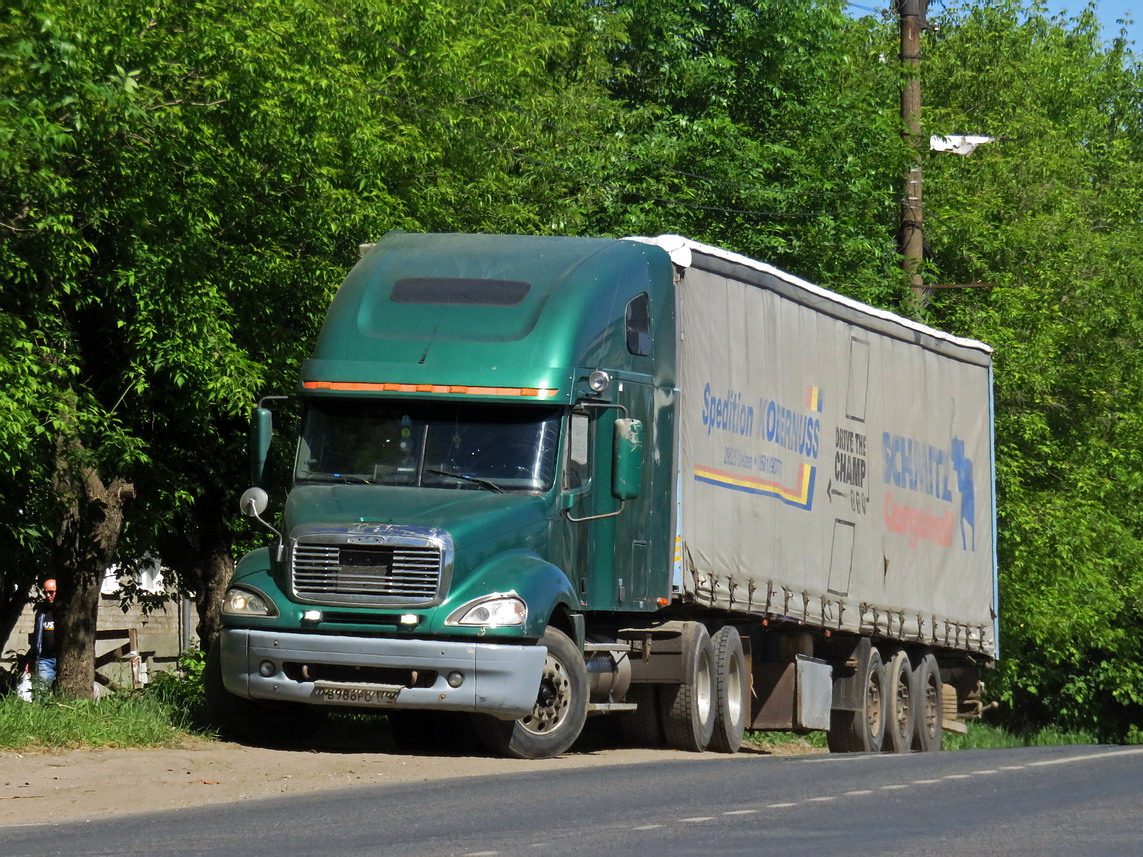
left=5, top=590, right=197, bottom=687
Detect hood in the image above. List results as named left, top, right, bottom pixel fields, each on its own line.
left=282, top=483, right=550, bottom=555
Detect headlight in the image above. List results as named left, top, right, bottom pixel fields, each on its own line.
left=445, top=594, right=527, bottom=627
left=222, top=586, right=278, bottom=617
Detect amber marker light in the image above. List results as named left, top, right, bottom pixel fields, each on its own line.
left=303, top=380, right=559, bottom=398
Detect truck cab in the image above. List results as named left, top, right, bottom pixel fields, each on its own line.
left=210, top=232, right=677, bottom=758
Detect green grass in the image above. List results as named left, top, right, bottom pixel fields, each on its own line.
left=0, top=649, right=215, bottom=750
left=0, top=692, right=193, bottom=750
left=746, top=730, right=829, bottom=752
left=0, top=674, right=1108, bottom=754
left=942, top=721, right=1099, bottom=751
left=746, top=721, right=1101, bottom=754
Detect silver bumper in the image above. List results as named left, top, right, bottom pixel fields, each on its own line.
left=219, top=629, right=546, bottom=719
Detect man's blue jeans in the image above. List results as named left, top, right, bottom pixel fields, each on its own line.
left=35, top=657, right=57, bottom=696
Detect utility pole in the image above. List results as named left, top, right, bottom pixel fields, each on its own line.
left=899, top=0, right=926, bottom=307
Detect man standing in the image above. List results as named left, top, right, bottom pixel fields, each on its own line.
left=26, top=579, right=58, bottom=695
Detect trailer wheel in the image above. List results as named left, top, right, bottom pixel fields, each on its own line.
left=472, top=626, right=587, bottom=760
left=660, top=623, right=717, bottom=752
left=203, top=639, right=325, bottom=747
left=911, top=652, right=943, bottom=752
left=617, top=683, right=664, bottom=748
left=827, top=647, right=886, bottom=753
left=708, top=626, right=748, bottom=754
left=883, top=649, right=916, bottom=753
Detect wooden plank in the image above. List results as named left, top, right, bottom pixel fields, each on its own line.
left=941, top=683, right=969, bottom=733
left=94, top=643, right=131, bottom=669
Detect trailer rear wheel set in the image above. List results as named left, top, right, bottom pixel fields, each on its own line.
left=827, top=640, right=945, bottom=755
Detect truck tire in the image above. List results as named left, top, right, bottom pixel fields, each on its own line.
left=827, top=646, right=886, bottom=753
left=617, top=683, right=664, bottom=748
left=883, top=648, right=916, bottom=753
left=708, top=626, right=748, bottom=754
left=471, top=626, right=588, bottom=760
left=660, top=623, right=716, bottom=752
left=203, top=639, right=325, bottom=747
left=911, top=652, right=943, bottom=752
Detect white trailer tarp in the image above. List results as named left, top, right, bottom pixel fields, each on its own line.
left=664, top=238, right=995, bottom=656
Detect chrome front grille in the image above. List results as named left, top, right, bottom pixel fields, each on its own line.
left=289, top=526, right=451, bottom=607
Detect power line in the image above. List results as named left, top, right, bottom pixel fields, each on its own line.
left=846, top=2, right=884, bottom=14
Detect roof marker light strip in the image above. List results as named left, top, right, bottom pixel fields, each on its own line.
left=302, top=381, right=560, bottom=398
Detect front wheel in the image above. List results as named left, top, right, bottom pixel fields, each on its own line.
left=472, top=626, right=587, bottom=759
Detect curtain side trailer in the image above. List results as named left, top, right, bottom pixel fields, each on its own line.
left=209, top=232, right=997, bottom=758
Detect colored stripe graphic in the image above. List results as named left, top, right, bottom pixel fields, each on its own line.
left=694, top=462, right=816, bottom=510
left=805, top=385, right=824, bottom=412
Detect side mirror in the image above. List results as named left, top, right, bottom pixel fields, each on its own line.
left=239, top=486, right=269, bottom=518
left=612, top=418, right=644, bottom=501
left=250, top=407, right=273, bottom=487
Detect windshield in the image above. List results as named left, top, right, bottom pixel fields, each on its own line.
left=294, top=399, right=562, bottom=493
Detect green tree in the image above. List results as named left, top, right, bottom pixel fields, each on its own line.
left=591, top=0, right=908, bottom=304
left=0, top=0, right=619, bottom=695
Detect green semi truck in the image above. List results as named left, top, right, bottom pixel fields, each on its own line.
left=207, top=232, right=997, bottom=759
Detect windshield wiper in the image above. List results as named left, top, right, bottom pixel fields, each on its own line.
left=424, top=467, right=504, bottom=493
left=297, top=474, right=372, bottom=484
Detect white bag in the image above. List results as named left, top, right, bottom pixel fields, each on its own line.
left=15, top=670, right=33, bottom=702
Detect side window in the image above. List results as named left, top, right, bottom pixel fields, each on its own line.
left=625, top=293, right=651, bottom=357
left=564, top=412, right=590, bottom=490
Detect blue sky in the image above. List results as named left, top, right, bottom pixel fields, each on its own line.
left=1042, top=0, right=1140, bottom=47
left=847, top=2, right=1140, bottom=51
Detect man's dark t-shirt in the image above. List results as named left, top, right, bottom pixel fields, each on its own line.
left=33, top=605, right=56, bottom=660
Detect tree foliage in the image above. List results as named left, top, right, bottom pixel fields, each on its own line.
left=592, top=0, right=909, bottom=305
left=3, top=0, right=1143, bottom=737
left=0, top=0, right=618, bottom=695
left=921, top=0, right=1143, bottom=736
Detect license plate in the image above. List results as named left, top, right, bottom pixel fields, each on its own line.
left=312, top=681, right=402, bottom=706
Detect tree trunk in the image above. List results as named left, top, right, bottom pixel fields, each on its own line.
left=52, top=437, right=133, bottom=700
left=196, top=542, right=233, bottom=652
left=160, top=491, right=235, bottom=653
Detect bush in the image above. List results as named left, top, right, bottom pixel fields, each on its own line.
left=146, top=648, right=212, bottom=732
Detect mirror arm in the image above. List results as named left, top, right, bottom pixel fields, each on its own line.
left=239, top=487, right=284, bottom=554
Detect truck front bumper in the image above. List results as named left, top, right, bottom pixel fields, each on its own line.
left=219, top=628, right=546, bottom=719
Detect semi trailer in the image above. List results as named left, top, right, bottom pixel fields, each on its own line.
left=207, top=231, right=997, bottom=758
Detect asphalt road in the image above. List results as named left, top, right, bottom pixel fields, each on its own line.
left=3, top=744, right=1142, bottom=856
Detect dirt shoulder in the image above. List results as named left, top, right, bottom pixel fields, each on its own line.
left=0, top=734, right=822, bottom=827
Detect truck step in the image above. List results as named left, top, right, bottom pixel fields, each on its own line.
left=587, top=702, right=638, bottom=713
